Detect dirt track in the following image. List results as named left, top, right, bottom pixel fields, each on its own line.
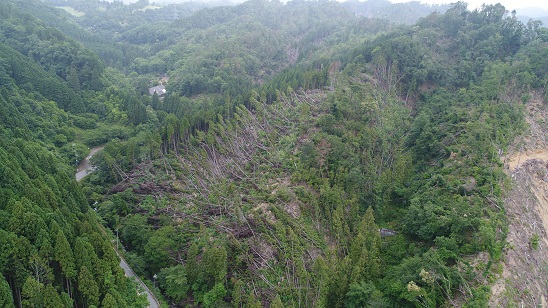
left=504, top=149, right=548, bottom=171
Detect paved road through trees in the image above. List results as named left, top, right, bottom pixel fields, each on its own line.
left=76, top=147, right=160, bottom=308
left=116, top=249, right=160, bottom=308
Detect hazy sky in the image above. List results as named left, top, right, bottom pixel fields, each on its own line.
left=391, top=0, right=548, bottom=11
left=128, top=0, right=548, bottom=13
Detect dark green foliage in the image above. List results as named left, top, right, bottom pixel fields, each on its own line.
left=0, top=276, right=13, bottom=308
left=345, top=281, right=388, bottom=308
left=0, top=56, right=145, bottom=308
left=0, top=0, right=104, bottom=91
left=54, top=230, right=76, bottom=279
left=120, top=214, right=152, bottom=254
left=0, top=43, right=83, bottom=112
left=143, top=227, right=177, bottom=273
left=78, top=266, right=99, bottom=307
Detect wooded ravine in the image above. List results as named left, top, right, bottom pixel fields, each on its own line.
left=1, top=0, right=547, bottom=307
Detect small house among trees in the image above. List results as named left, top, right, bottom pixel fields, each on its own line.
left=149, top=85, right=166, bottom=97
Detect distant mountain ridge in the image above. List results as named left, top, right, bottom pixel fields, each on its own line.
left=514, top=6, right=548, bottom=18
left=511, top=6, right=548, bottom=27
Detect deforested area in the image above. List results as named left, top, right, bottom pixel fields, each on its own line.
left=1, top=0, right=547, bottom=307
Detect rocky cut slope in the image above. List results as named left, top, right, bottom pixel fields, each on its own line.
left=492, top=93, right=548, bottom=307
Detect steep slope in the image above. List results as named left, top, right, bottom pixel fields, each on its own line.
left=13, top=0, right=542, bottom=306
left=0, top=43, right=82, bottom=112
left=0, top=4, right=150, bottom=304
left=77, top=3, right=548, bottom=307
left=491, top=93, right=548, bottom=307
left=0, top=89, right=147, bottom=307
left=0, top=1, right=104, bottom=93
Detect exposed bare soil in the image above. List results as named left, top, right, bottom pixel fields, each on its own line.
left=491, top=94, right=548, bottom=307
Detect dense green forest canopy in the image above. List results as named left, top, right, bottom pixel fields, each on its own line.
left=0, top=69, right=147, bottom=307
left=1, top=0, right=547, bottom=307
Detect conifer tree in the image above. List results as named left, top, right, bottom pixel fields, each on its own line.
left=203, top=283, right=226, bottom=308
left=332, top=203, right=349, bottom=251
left=101, top=293, right=117, bottom=308
left=78, top=266, right=99, bottom=307
left=35, top=229, right=53, bottom=261
left=42, top=284, right=64, bottom=307
left=68, top=65, right=81, bottom=91
left=202, top=244, right=228, bottom=286
left=21, top=277, right=42, bottom=308
left=362, top=207, right=381, bottom=279
left=231, top=279, right=244, bottom=308
left=74, top=237, right=96, bottom=272
left=54, top=230, right=76, bottom=296
left=186, top=242, right=199, bottom=286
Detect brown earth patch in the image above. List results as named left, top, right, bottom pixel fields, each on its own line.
left=491, top=94, right=548, bottom=307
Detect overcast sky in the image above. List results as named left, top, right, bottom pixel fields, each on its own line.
left=391, top=0, right=548, bottom=11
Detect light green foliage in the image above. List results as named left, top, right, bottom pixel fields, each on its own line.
left=21, top=277, right=64, bottom=307
left=186, top=237, right=229, bottom=304
left=231, top=279, right=244, bottom=308
left=530, top=234, right=540, bottom=250
left=21, top=277, right=42, bottom=308
left=158, top=265, right=188, bottom=302
left=270, top=294, right=284, bottom=308
left=246, top=292, right=261, bottom=308
left=144, top=226, right=177, bottom=273
left=101, top=293, right=117, bottom=308
left=349, top=207, right=381, bottom=283
left=202, top=244, right=228, bottom=285
left=41, top=284, right=64, bottom=307
left=203, top=283, right=227, bottom=308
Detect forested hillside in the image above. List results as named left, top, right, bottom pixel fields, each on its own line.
left=0, top=1, right=152, bottom=307
left=1, top=0, right=548, bottom=307
left=0, top=50, right=146, bottom=308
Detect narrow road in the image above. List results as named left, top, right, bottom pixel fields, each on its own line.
left=116, top=249, right=160, bottom=308
left=75, top=145, right=104, bottom=181
left=76, top=146, right=160, bottom=308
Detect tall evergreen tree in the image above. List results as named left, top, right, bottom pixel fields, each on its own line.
left=54, top=230, right=76, bottom=296
left=78, top=266, right=99, bottom=307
